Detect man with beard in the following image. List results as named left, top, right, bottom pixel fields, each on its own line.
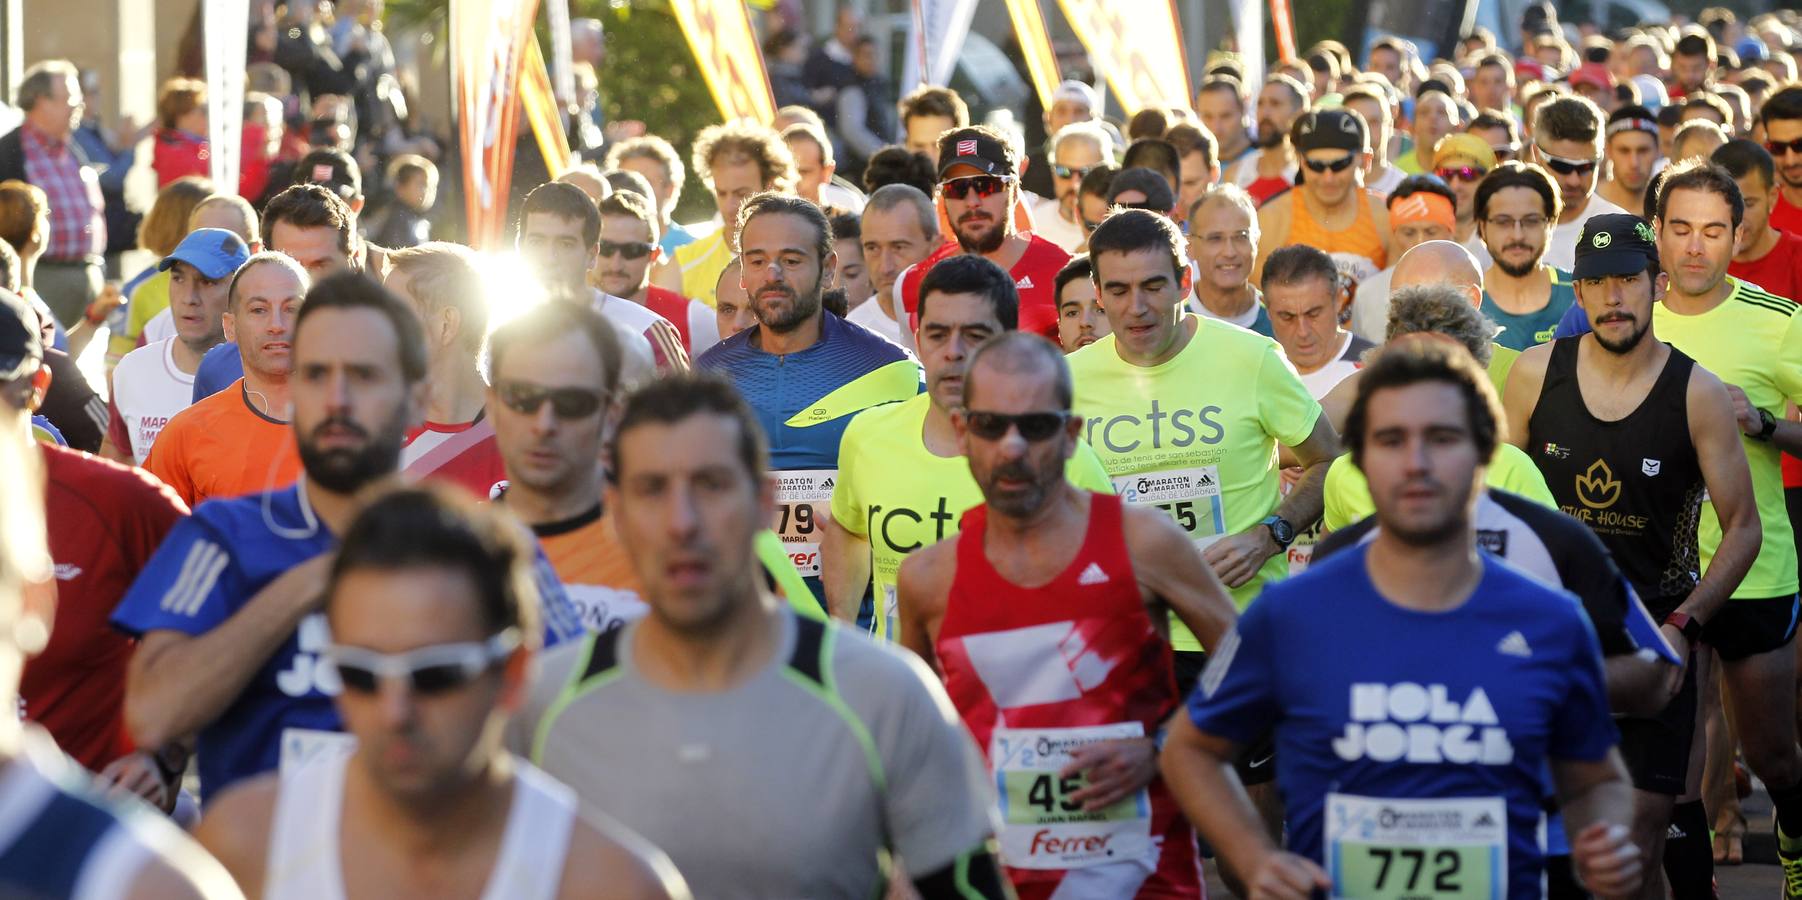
left=1505, top=214, right=1758, bottom=900
left=1254, top=109, right=1392, bottom=296
left=111, top=272, right=433, bottom=800
left=849, top=184, right=937, bottom=349
left=1532, top=96, right=1630, bottom=272
left=1227, top=74, right=1307, bottom=206
left=1597, top=106, right=1662, bottom=218
left=896, top=126, right=1072, bottom=339
left=697, top=194, right=919, bottom=622
left=144, top=253, right=308, bottom=507
left=1476, top=163, right=1578, bottom=351
left=1760, top=86, right=1802, bottom=235
left=654, top=122, right=798, bottom=309
left=895, top=332, right=1236, bottom=898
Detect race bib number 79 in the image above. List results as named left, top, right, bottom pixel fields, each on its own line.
left=772, top=469, right=835, bottom=577
left=1324, top=793, right=1507, bottom=899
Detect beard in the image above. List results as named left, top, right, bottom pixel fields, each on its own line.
left=977, top=457, right=1058, bottom=518
left=1256, top=120, right=1286, bottom=149
left=297, top=408, right=407, bottom=494
left=1491, top=242, right=1544, bottom=278
left=954, top=213, right=1007, bottom=255
left=752, top=282, right=823, bottom=333
left=1592, top=311, right=1650, bottom=354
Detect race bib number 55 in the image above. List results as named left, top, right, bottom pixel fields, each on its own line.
left=1324, top=793, right=1507, bottom=899
left=772, top=469, right=834, bottom=577
left=1112, top=466, right=1227, bottom=550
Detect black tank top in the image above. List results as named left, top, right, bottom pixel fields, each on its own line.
left=1526, top=338, right=1704, bottom=612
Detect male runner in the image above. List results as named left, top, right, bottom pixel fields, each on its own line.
left=1715, top=139, right=1802, bottom=303
left=1185, top=185, right=1272, bottom=337
left=1055, top=254, right=1108, bottom=352
left=1348, top=175, right=1459, bottom=342
left=195, top=488, right=685, bottom=900
left=850, top=184, right=938, bottom=350
left=594, top=191, right=719, bottom=357
left=1032, top=121, right=1114, bottom=252
left=1533, top=96, right=1631, bottom=272
left=1196, top=76, right=1252, bottom=170
left=144, top=253, right=308, bottom=506
left=1597, top=106, right=1663, bottom=217
left=1262, top=245, right=1374, bottom=398
left=697, top=193, right=918, bottom=616
left=0, top=320, right=239, bottom=900
left=654, top=121, right=796, bottom=308
left=896, top=126, right=1073, bottom=338
left=512, top=374, right=1010, bottom=899
left=822, top=255, right=1111, bottom=633
left=1254, top=109, right=1393, bottom=293
left=896, top=332, right=1236, bottom=897
left=1165, top=341, right=1642, bottom=900
left=1476, top=162, right=1578, bottom=350
left=1505, top=213, right=1759, bottom=899
left=384, top=242, right=508, bottom=497
left=1761, top=85, right=1802, bottom=234
left=711, top=257, right=755, bottom=341
left=1226, top=74, right=1307, bottom=206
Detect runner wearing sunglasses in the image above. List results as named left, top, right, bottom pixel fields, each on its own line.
left=194, top=487, right=688, bottom=900
left=895, top=331, right=1235, bottom=898
left=595, top=191, right=720, bottom=357
left=1531, top=96, right=1631, bottom=272
left=514, top=374, right=1009, bottom=900
left=896, top=125, right=1073, bottom=340
left=1031, top=122, right=1112, bottom=254
left=1762, top=86, right=1802, bottom=235
left=1431, top=134, right=1497, bottom=252
left=1253, top=109, right=1392, bottom=302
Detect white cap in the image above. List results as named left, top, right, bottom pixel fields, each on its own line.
left=1052, top=79, right=1100, bottom=111
left=1632, top=74, right=1669, bottom=112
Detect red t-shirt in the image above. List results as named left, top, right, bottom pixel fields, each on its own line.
left=403, top=415, right=509, bottom=499
left=1772, top=191, right=1802, bottom=240
left=23, top=445, right=187, bottom=771
left=897, top=235, right=1071, bottom=339
left=1729, top=229, right=1802, bottom=306
left=642, top=285, right=695, bottom=351
left=1247, top=178, right=1292, bottom=207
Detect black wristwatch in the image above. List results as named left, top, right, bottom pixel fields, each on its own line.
left=1664, top=611, right=1703, bottom=644
left=1260, top=514, right=1296, bottom=551
left=1754, top=408, right=1778, bottom=442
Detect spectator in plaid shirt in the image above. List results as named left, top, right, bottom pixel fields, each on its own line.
left=0, top=60, right=107, bottom=330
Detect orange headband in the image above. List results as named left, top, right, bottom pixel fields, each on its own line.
left=1389, top=191, right=1457, bottom=233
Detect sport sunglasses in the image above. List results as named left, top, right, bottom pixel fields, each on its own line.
left=1436, top=165, right=1488, bottom=182
left=596, top=240, right=655, bottom=260
left=940, top=175, right=1012, bottom=201
left=1765, top=137, right=1802, bottom=156
left=1534, top=145, right=1600, bottom=176
left=327, top=629, right=521, bottom=696
left=963, top=410, right=1071, bottom=442
left=496, top=380, right=606, bottom=419
left=1051, top=163, right=1095, bottom=180
left=1303, top=154, right=1358, bottom=174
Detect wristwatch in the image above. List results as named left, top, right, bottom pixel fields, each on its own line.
left=1663, top=611, right=1703, bottom=644
left=1754, top=408, right=1778, bottom=442
left=1260, top=514, right=1296, bottom=551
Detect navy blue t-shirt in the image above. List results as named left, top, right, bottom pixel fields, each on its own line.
left=1553, top=301, right=1592, bottom=340
left=1188, top=545, right=1618, bottom=899
left=190, top=343, right=244, bottom=404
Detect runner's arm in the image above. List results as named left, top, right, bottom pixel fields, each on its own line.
left=1206, top=413, right=1337, bottom=588
left=1500, top=342, right=1553, bottom=450
left=1250, top=198, right=1291, bottom=287
left=1552, top=750, right=1641, bottom=898
left=911, top=844, right=1012, bottom=900
left=189, top=775, right=278, bottom=899
left=1123, top=504, right=1237, bottom=651
left=124, top=553, right=332, bottom=750
left=820, top=516, right=872, bottom=623
left=1679, top=369, right=1761, bottom=627
left=895, top=542, right=953, bottom=673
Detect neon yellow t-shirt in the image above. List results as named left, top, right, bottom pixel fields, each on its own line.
left=1322, top=443, right=1556, bottom=531
left=1069, top=315, right=1323, bottom=649
left=1488, top=343, right=1519, bottom=399
left=755, top=530, right=825, bottom=622
left=830, top=392, right=1115, bottom=639
left=1654, top=277, right=1802, bottom=598
left=107, top=270, right=172, bottom=368
left=675, top=229, right=732, bottom=309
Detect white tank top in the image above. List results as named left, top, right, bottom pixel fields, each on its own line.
left=263, top=749, right=577, bottom=900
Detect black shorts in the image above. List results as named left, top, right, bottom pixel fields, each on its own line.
left=1701, top=594, right=1799, bottom=662
left=1174, top=649, right=1276, bottom=787
left=1617, top=648, right=1698, bottom=796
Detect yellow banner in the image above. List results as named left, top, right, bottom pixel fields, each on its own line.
left=1054, top=0, right=1191, bottom=114
left=1003, top=0, right=1061, bottom=114
left=521, top=39, right=572, bottom=180
left=668, top=0, right=776, bottom=125
left=452, top=0, right=541, bottom=249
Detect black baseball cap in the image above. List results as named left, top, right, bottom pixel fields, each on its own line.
left=0, top=288, right=42, bottom=382
left=1574, top=214, right=1659, bottom=280
left=937, top=128, right=1016, bottom=179
left=1293, top=109, right=1368, bottom=154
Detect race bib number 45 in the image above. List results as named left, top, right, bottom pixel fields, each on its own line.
left=1324, top=793, right=1507, bottom=899
left=990, top=723, right=1153, bottom=870
left=1112, top=466, right=1226, bottom=549
left=772, top=469, right=834, bottom=577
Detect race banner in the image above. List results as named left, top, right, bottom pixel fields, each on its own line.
left=902, top=0, right=979, bottom=89
left=450, top=0, right=541, bottom=249
left=1054, top=0, right=1191, bottom=114
left=1002, top=0, right=1061, bottom=113
left=1271, top=0, right=1299, bottom=63
left=203, top=0, right=248, bottom=193
left=521, top=38, right=573, bottom=181
left=668, top=0, right=776, bottom=124
left=1227, top=0, right=1265, bottom=90
left=544, top=0, right=576, bottom=107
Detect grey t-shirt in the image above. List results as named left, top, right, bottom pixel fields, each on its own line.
left=509, top=611, right=997, bottom=899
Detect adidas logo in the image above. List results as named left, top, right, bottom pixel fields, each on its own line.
left=1077, top=562, right=1110, bottom=586
left=53, top=563, right=81, bottom=581
left=1667, top=823, right=1688, bottom=840
left=1016, top=276, right=1035, bottom=289
left=1496, top=631, right=1532, bottom=658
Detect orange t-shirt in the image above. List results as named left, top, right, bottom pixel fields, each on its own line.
left=1287, top=188, right=1389, bottom=294
left=534, top=507, right=648, bottom=635
left=144, top=378, right=301, bottom=508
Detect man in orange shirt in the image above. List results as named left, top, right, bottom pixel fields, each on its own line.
left=1252, top=109, right=1393, bottom=301
left=145, top=253, right=308, bottom=506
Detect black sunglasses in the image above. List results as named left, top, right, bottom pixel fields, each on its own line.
left=596, top=240, right=654, bottom=260
left=1765, top=137, right=1802, bottom=156
left=1051, top=163, right=1094, bottom=180
left=1303, top=154, right=1357, bottom=174
left=497, top=380, right=605, bottom=419
left=963, top=410, right=1071, bottom=442
left=940, top=175, right=1011, bottom=201
left=1535, top=146, right=1600, bottom=176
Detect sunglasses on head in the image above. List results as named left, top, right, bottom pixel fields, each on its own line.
left=1534, top=146, right=1600, bottom=176
left=1051, top=163, right=1094, bottom=180
left=963, top=410, right=1071, bottom=442
left=940, top=175, right=1011, bottom=201
left=327, top=630, right=520, bottom=696
left=1303, top=154, right=1357, bottom=174
left=496, top=380, right=606, bottom=419
left=1436, top=165, right=1488, bottom=182
left=596, top=240, right=654, bottom=260
left=1765, top=137, right=1802, bottom=156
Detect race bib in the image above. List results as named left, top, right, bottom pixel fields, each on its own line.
left=1324, top=793, right=1507, bottom=899
left=990, top=723, right=1153, bottom=870
left=279, top=727, right=356, bottom=776
left=565, top=584, right=649, bottom=635
left=1112, top=466, right=1227, bottom=550
left=772, top=469, right=835, bottom=577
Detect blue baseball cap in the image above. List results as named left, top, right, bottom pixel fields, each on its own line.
left=158, top=228, right=251, bottom=280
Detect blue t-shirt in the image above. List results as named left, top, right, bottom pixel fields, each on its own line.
left=659, top=221, right=699, bottom=255
left=1553, top=300, right=1592, bottom=339
left=191, top=344, right=244, bottom=404
left=1187, top=546, right=1618, bottom=899
left=1481, top=269, right=1578, bottom=351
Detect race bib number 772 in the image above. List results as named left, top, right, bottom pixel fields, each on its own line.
left=1324, top=793, right=1507, bottom=899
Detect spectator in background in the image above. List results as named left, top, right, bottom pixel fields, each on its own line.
left=0, top=61, right=107, bottom=330
left=802, top=6, right=861, bottom=132
left=150, top=78, right=208, bottom=188
left=369, top=154, right=436, bottom=249
left=605, top=135, right=695, bottom=256
left=104, top=177, right=212, bottom=371
left=765, top=29, right=812, bottom=111
left=898, top=86, right=968, bottom=165
left=273, top=0, right=355, bottom=105
left=835, top=36, right=896, bottom=178
left=72, top=68, right=148, bottom=274
left=860, top=145, right=936, bottom=196
left=239, top=91, right=284, bottom=202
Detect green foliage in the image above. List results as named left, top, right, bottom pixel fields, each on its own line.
left=1279, top=0, right=1357, bottom=63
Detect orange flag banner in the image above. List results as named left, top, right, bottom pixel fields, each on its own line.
left=521, top=39, right=573, bottom=181
left=668, top=0, right=776, bottom=124
left=451, top=0, right=542, bottom=249
left=1003, top=0, right=1061, bottom=114
left=1270, top=0, right=1299, bottom=62
left=1053, top=0, right=1191, bottom=114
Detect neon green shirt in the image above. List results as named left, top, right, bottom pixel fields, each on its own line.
left=1654, top=277, right=1802, bottom=598
left=1069, top=315, right=1322, bottom=649
left=1323, top=443, right=1557, bottom=531
left=1488, top=342, right=1520, bottom=398
left=830, top=392, right=1114, bottom=639
left=107, top=270, right=172, bottom=368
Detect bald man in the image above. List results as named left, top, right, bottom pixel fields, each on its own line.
left=1319, top=240, right=1517, bottom=431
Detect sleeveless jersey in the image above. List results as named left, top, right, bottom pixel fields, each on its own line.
left=264, top=750, right=575, bottom=900
left=937, top=492, right=1201, bottom=898
left=1526, top=339, right=1704, bottom=613
left=1286, top=189, right=1387, bottom=297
